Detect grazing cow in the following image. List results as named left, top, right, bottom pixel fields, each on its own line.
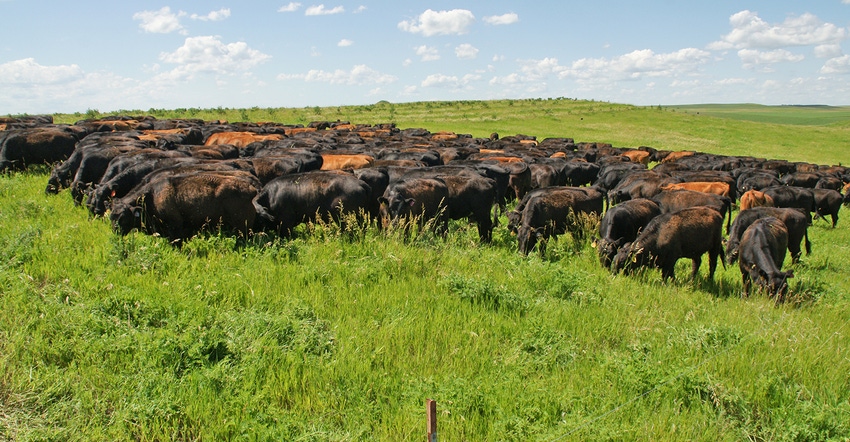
left=319, top=153, right=375, bottom=170
left=811, top=188, right=842, bottom=227
left=660, top=181, right=731, bottom=198
left=204, top=131, right=284, bottom=147
left=611, top=206, right=725, bottom=281
left=762, top=186, right=816, bottom=223
left=515, top=186, right=604, bottom=256
left=622, top=149, right=651, bottom=165
left=739, top=190, right=774, bottom=210
left=608, top=170, right=673, bottom=204
left=594, top=198, right=661, bottom=268
left=781, top=172, right=821, bottom=188
left=110, top=171, right=261, bottom=242
left=660, top=150, right=696, bottom=163
left=253, top=170, right=372, bottom=237
left=725, top=207, right=811, bottom=264
left=1, top=128, right=79, bottom=172
left=738, top=217, right=793, bottom=300
left=379, top=177, right=450, bottom=235
left=651, top=189, right=732, bottom=233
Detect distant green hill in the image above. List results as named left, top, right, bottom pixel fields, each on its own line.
left=667, top=103, right=850, bottom=126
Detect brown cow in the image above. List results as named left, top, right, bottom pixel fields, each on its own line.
left=204, top=131, right=284, bottom=148
left=660, top=181, right=730, bottom=198
left=661, top=150, right=696, bottom=163
left=622, top=150, right=651, bottom=165
left=739, top=190, right=774, bottom=210
left=320, top=153, right=375, bottom=170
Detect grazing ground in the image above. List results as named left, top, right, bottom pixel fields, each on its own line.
left=2, top=99, right=849, bottom=441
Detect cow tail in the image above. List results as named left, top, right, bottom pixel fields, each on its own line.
left=725, top=199, right=732, bottom=234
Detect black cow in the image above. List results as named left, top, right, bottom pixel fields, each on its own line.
left=811, top=188, right=842, bottom=227
left=0, top=127, right=79, bottom=172
left=253, top=170, right=372, bottom=237
left=515, top=186, right=604, bottom=256
left=738, top=217, right=793, bottom=300
left=110, top=170, right=260, bottom=242
left=611, top=206, right=725, bottom=281
left=651, top=189, right=732, bottom=233
left=379, top=177, right=450, bottom=235
left=595, top=198, right=661, bottom=268
left=762, top=186, right=816, bottom=223
left=725, top=207, right=811, bottom=264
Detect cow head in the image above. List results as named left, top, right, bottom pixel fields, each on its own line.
left=109, top=200, right=143, bottom=235
left=765, top=269, right=794, bottom=301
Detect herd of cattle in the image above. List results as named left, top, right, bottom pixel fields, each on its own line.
left=2, top=114, right=849, bottom=300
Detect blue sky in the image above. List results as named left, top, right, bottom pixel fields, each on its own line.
left=1, top=1, right=849, bottom=114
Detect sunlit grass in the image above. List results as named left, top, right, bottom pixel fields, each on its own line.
left=1, top=101, right=849, bottom=440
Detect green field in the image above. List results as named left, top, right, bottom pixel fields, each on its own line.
left=667, top=103, right=850, bottom=127
left=2, top=100, right=849, bottom=441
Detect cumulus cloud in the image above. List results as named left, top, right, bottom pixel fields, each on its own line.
left=133, top=7, right=186, bottom=34
left=190, top=8, right=231, bottom=21
left=455, top=44, right=479, bottom=60
left=398, top=9, right=475, bottom=36
left=421, top=73, right=480, bottom=88
left=814, top=44, right=843, bottom=58
left=353, top=5, right=367, bottom=13
left=415, top=45, right=440, bottom=61
left=559, top=48, right=712, bottom=81
left=738, top=48, right=804, bottom=71
left=0, top=58, right=83, bottom=84
left=709, top=10, right=848, bottom=50
left=158, top=36, right=271, bottom=82
left=338, top=39, right=353, bottom=47
left=820, top=55, right=850, bottom=74
left=278, top=64, right=397, bottom=85
left=0, top=58, right=140, bottom=113
left=305, top=4, right=344, bottom=16
left=278, top=2, right=302, bottom=12
left=483, top=13, right=518, bottom=26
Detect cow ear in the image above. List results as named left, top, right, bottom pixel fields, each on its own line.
left=785, top=270, right=795, bottom=279
left=406, top=198, right=416, bottom=207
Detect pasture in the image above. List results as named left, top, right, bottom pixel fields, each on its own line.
left=2, top=99, right=850, bottom=441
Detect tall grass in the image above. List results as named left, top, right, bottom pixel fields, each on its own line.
left=1, top=101, right=849, bottom=440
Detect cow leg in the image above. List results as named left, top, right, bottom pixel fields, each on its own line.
left=661, top=259, right=676, bottom=282
left=741, top=272, right=751, bottom=298
left=691, top=256, right=702, bottom=280
left=708, top=251, right=719, bottom=280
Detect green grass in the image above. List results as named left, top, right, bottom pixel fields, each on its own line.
left=2, top=100, right=850, bottom=440
left=668, top=103, right=850, bottom=127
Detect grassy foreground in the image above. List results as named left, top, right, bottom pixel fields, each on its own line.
left=1, top=100, right=849, bottom=441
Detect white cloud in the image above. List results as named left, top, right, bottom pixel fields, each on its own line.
left=398, top=9, right=475, bottom=36
left=455, top=43, right=479, bottom=60
left=278, top=2, right=302, bottom=12
left=421, top=73, right=480, bottom=89
left=0, top=58, right=141, bottom=113
left=820, top=55, right=850, bottom=74
left=133, top=7, right=186, bottom=34
left=0, top=58, right=83, bottom=84
left=353, top=5, right=367, bottom=13
left=190, top=8, right=231, bottom=21
left=278, top=64, right=397, bottom=85
left=483, top=13, right=518, bottom=26
left=158, top=36, right=271, bottom=82
left=814, top=44, right=843, bottom=58
left=402, top=58, right=412, bottom=67
left=559, top=48, right=712, bottom=82
left=415, top=45, right=440, bottom=61
left=305, top=4, right=345, bottom=16
left=338, top=39, right=354, bottom=47
left=738, top=48, right=804, bottom=71
left=492, top=54, right=505, bottom=62
left=709, top=10, right=848, bottom=50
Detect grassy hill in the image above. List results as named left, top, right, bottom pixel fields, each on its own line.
left=2, top=99, right=849, bottom=441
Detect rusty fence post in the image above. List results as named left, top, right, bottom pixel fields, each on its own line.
left=426, top=399, right=437, bottom=442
